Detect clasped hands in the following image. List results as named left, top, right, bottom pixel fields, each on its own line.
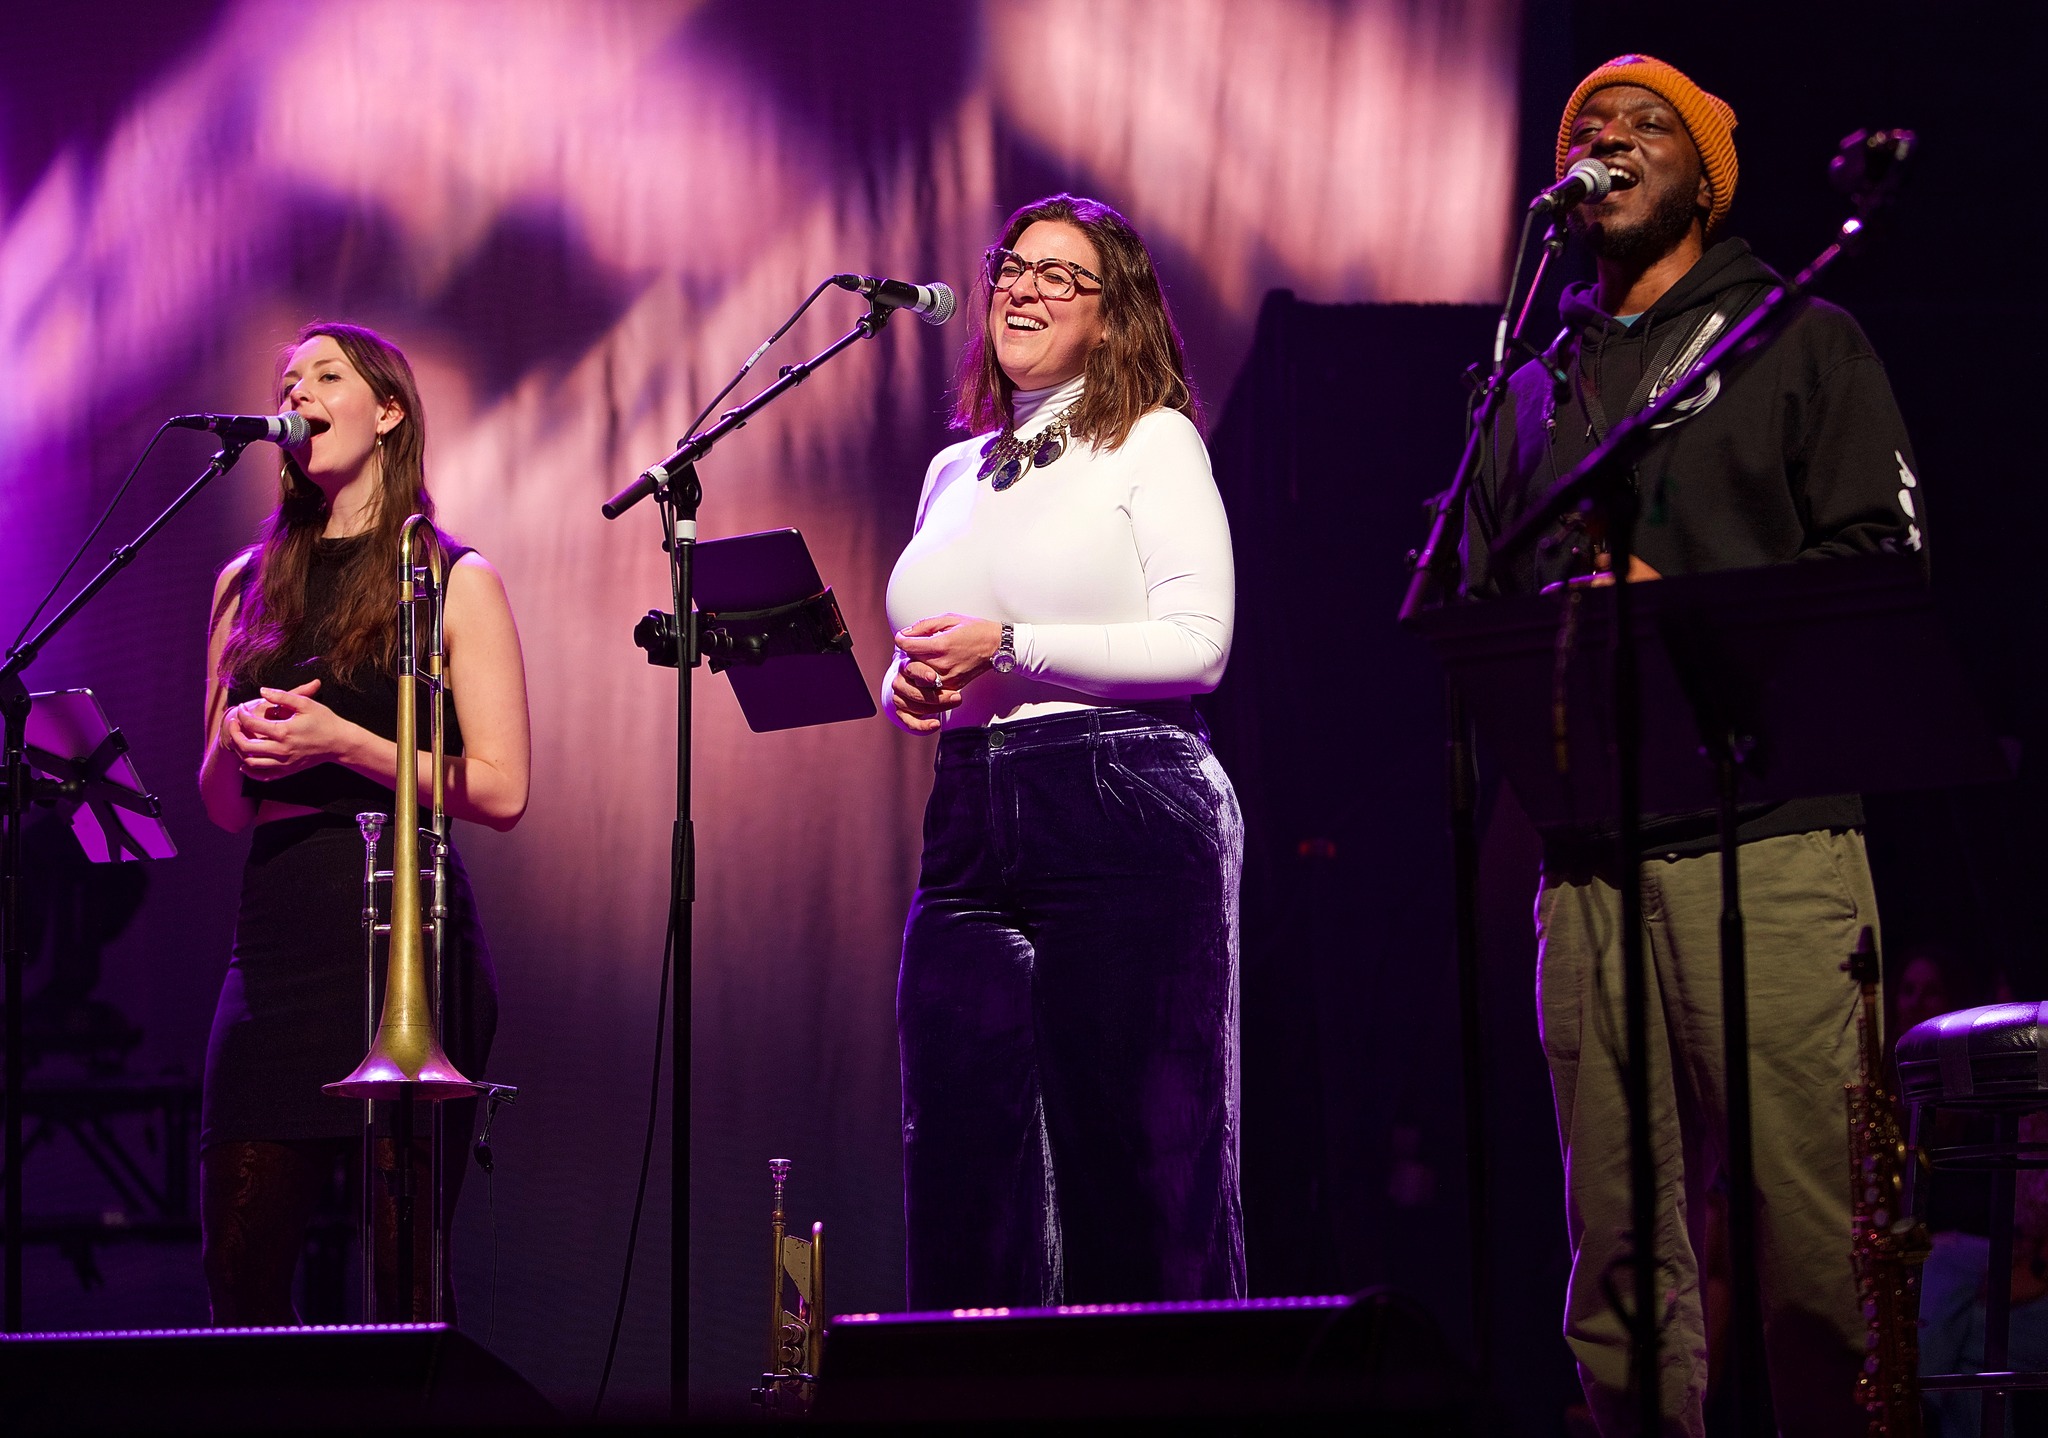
left=888, top=613, right=1003, bottom=734
left=218, top=678, right=359, bottom=778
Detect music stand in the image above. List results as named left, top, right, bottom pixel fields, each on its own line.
left=603, top=288, right=898, bottom=1412
left=23, top=690, right=175, bottom=863
left=1409, top=554, right=2006, bottom=823
left=0, top=685, right=175, bottom=1323
left=632, top=526, right=875, bottom=731
left=1411, top=551, right=2006, bottom=1428
left=4, top=432, right=252, bottom=1330
left=682, top=528, right=874, bottom=732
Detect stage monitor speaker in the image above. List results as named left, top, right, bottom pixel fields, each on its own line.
left=0, top=1322, right=555, bottom=1433
left=816, top=1289, right=1479, bottom=1429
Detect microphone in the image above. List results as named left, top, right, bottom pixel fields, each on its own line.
left=830, top=274, right=956, bottom=325
left=1531, top=159, right=1615, bottom=214
left=171, top=413, right=328, bottom=445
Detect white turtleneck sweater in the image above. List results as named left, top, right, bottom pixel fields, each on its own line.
left=883, top=375, right=1235, bottom=732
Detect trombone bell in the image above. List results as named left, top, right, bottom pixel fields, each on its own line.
left=323, top=1034, right=481, bottom=1100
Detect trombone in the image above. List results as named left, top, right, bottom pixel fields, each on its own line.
left=325, top=513, right=483, bottom=1322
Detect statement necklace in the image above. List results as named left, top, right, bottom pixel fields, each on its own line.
left=977, top=410, right=1074, bottom=492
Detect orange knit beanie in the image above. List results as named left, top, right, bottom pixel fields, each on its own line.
left=1555, top=54, right=1739, bottom=232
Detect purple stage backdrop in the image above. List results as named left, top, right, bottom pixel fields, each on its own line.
left=0, top=0, right=1518, bottom=1412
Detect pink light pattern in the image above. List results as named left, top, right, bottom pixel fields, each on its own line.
left=990, top=0, right=1517, bottom=312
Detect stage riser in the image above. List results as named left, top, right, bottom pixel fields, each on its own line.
left=816, top=1292, right=1481, bottom=1426
left=0, top=1324, right=553, bottom=1433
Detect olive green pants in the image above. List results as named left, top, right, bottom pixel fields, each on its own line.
left=1536, top=829, right=1877, bottom=1438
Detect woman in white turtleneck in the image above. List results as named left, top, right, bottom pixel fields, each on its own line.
left=883, top=194, right=1243, bottom=1309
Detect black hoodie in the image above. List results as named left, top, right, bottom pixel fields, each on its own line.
left=1463, top=237, right=1925, bottom=856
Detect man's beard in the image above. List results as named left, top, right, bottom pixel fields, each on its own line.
left=1570, top=178, right=1701, bottom=270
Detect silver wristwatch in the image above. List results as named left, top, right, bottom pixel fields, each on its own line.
left=991, top=623, right=1017, bottom=674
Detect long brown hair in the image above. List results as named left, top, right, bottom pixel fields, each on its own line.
left=217, top=321, right=447, bottom=686
left=952, top=194, right=1196, bottom=451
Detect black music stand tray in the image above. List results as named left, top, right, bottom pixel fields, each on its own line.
left=1409, top=553, right=2005, bottom=825
left=23, top=689, right=175, bottom=863
left=1410, top=551, right=2005, bottom=1428
left=635, top=527, right=875, bottom=732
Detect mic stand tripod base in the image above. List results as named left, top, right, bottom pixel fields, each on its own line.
left=611, top=292, right=895, bottom=1415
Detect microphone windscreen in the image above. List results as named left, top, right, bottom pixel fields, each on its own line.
left=1568, top=157, right=1613, bottom=201
left=922, top=282, right=956, bottom=326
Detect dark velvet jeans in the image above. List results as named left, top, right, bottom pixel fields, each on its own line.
left=899, top=703, right=1245, bottom=1309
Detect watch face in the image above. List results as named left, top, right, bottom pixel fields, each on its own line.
left=992, top=653, right=1014, bottom=673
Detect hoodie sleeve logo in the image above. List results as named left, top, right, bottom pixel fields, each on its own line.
left=1895, top=450, right=1922, bottom=551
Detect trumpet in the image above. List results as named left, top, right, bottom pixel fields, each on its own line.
left=325, top=514, right=482, bottom=1321
left=752, top=1158, right=824, bottom=1418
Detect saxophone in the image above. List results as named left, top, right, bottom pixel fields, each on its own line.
left=1845, top=926, right=1929, bottom=1437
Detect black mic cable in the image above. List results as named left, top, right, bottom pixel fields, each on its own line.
left=601, top=279, right=840, bottom=520
left=593, top=881, right=676, bottom=1417
left=9, top=412, right=332, bottom=657
left=471, top=1085, right=518, bottom=1348
left=680, top=278, right=838, bottom=445
left=6, top=422, right=174, bottom=655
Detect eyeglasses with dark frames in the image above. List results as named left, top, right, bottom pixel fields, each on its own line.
left=984, top=247, right=1103, bottom=301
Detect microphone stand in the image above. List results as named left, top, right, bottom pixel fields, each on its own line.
left=1397, top=201, right=1566, bottom=1396
left=1, top=439, right=252, bottom=1329
left=1398, top=207, right=1564, bottom=623
left=602, top=298, right=895, bottom=1416
left=1492, top=131, right=1916, bottom=1438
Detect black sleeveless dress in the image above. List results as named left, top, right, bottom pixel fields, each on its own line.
left=200, top=535, right=498, bottom=1147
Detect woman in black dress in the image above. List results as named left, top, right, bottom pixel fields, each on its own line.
left=197, top=321, right=530, bottom=1323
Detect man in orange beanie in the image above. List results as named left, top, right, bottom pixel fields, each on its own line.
left=1464, top=55, right=1924, bottom=1438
